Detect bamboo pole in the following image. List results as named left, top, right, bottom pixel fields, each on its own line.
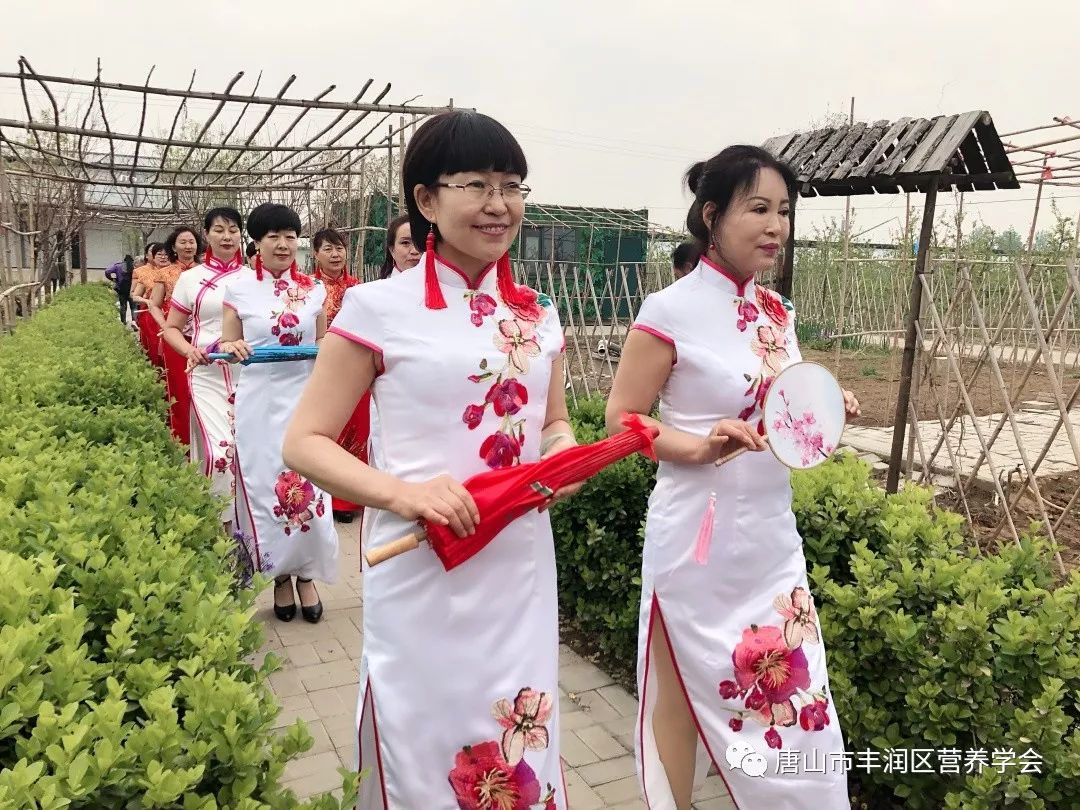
left=887, top=183, right=938, bottom=493
left=385, top=125, right=393, bottom=227
left=919, top=161, right=1052, bottom=473
left=398, top=115, right=406, bottom=214
left=0, top=149, right=10, bottom=289
left=0, top=70, right=459, bottom=115
left=915, top=270, right=1026, bottom=546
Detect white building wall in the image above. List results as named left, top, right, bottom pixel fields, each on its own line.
left=82, top=223, right=173, bottom=278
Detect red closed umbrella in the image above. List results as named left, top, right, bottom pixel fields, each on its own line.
left=364, top=413, right=658, bottom=570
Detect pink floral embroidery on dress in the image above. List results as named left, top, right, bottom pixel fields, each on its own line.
left=734, top=297, right=760, bottom=333
left=737, top=290, right=793, bottom=433
left=272, top=469, right=325, bottom=536
left=495, top=319, right=541, bottom=375
left=492, top=688, right=553, bottom=764
left=461, top=287, right=550, bottom=469
left=750, top=325, right=789, bottom=376
left=268, top=278, right=317, bottom=347
left=448, top=686, right=557, bottom=809
left=215, top=390, right=237, bottom=483
left=466, top=291, right=498, bottom=327
left=717, top=587, right=830, bottom=749
left=756, top=285, right=789, bottom=330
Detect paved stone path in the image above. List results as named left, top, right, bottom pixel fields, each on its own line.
left=253, top=519, right=737, bottom=808
left=842, top=403, right=1080, bottom=485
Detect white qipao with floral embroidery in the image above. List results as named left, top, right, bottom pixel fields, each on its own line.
left=223, top=268, right=338, bottom=584
left=631, top=257, right=849, bottom=809
left=329, top=254, right=565, bottom=809
left=168, top=256, right=243, bottom=522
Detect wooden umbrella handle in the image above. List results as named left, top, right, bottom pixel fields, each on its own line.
left=364, top=530, right=426, bottom=567
left=714, top=436, right=770, bottom=467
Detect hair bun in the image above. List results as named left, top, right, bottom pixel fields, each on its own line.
left=686, top=161, right=706, bottom=195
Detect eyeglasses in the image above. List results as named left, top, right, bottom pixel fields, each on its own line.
left=431, top=180, right=531, bottom=202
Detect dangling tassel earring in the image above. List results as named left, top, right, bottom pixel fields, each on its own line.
left=254, top=254, right=264, bottom=282
left=693, top=491, right=716, bottom=565
left=289, top=261, right=302, bottom=284
left=424, top=225, right=447, bottom=310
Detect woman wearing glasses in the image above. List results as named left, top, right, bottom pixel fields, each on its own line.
left=284, top=110, right=579, bottom=809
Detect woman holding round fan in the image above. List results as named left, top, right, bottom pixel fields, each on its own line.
left=311, top=227, right=366, bottom=523
left=165, top=207, right=246, bottom=527
left=283, top=111, right=578, bottom=808
left=218, top=204, right=337, bottom=623
left=606, top=146, right=859, bottom=809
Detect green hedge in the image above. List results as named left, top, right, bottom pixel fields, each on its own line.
left=0, top=286, right=358, bottom=808
left=554, top=397, right=1080, bottom=809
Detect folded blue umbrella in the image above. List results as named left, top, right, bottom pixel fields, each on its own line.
left=207, top=345, right=319, bottom=365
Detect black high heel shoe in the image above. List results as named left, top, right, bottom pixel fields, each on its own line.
left=296, top=577, right=323, bottom=624
left=273, top=576, right=297, bottom=622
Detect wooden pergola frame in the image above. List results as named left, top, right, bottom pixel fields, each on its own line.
left=0, top=56, right=461, bottom=285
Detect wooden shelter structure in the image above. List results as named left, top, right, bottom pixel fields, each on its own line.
left=763, top=110, right=1018, bottom=493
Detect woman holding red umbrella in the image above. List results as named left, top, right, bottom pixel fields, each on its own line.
left=284, top=111, right=579, bottom=809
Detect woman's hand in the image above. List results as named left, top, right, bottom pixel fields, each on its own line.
left=388, top=474, right=480, bottom=539
left=185, top=345, right=211, bottom=371
left=843, top=389, right=861, bottom=418
left=693, top=419, right=765, bottom=465
left=537, top=435, right=582, bottom=512
left=218, top=340, right=253, bottom=363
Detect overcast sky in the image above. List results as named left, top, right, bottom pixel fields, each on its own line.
left=3, top=0, right=1078, bottom=242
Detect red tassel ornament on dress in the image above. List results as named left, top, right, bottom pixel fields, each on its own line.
left=423, top=227, right=447, bottom=310
left=254, top=254, right=303, bottom=283
left=422, top=227, right=531, bottom=312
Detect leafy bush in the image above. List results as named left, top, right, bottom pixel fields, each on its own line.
left=551, top=398, right=654, bottom=665
left=0, top=286, right=358, bottom=808
left=554, top=398, right=1080, bottom=809
left=812, top=465, right=1080, bottom=808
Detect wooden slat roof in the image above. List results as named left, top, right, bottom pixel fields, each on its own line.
left=762, top=111, right=1018, bottom=197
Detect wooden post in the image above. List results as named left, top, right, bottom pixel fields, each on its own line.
left=27, top=190, right=36, bottom=284
left=887, top=182, right=938, bottom=493
left=77, top=185, right=88, bottom=284
left=833, top=97, right=856, bottom=374
left=357, top=168, right=368, bottom=277
left=778, top=202, right=795, bottom=299
left=386, top=125, right=393, bottom=226
left=397, top=115, right=406, bottom=214
left=901, top=192, right=917, bottom=479
left=0, top=150, right=11, bottom=289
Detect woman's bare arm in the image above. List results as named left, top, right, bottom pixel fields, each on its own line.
left=283, top=335, right=479, bottom=536
left=605, top=330, right=761, bottom=464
